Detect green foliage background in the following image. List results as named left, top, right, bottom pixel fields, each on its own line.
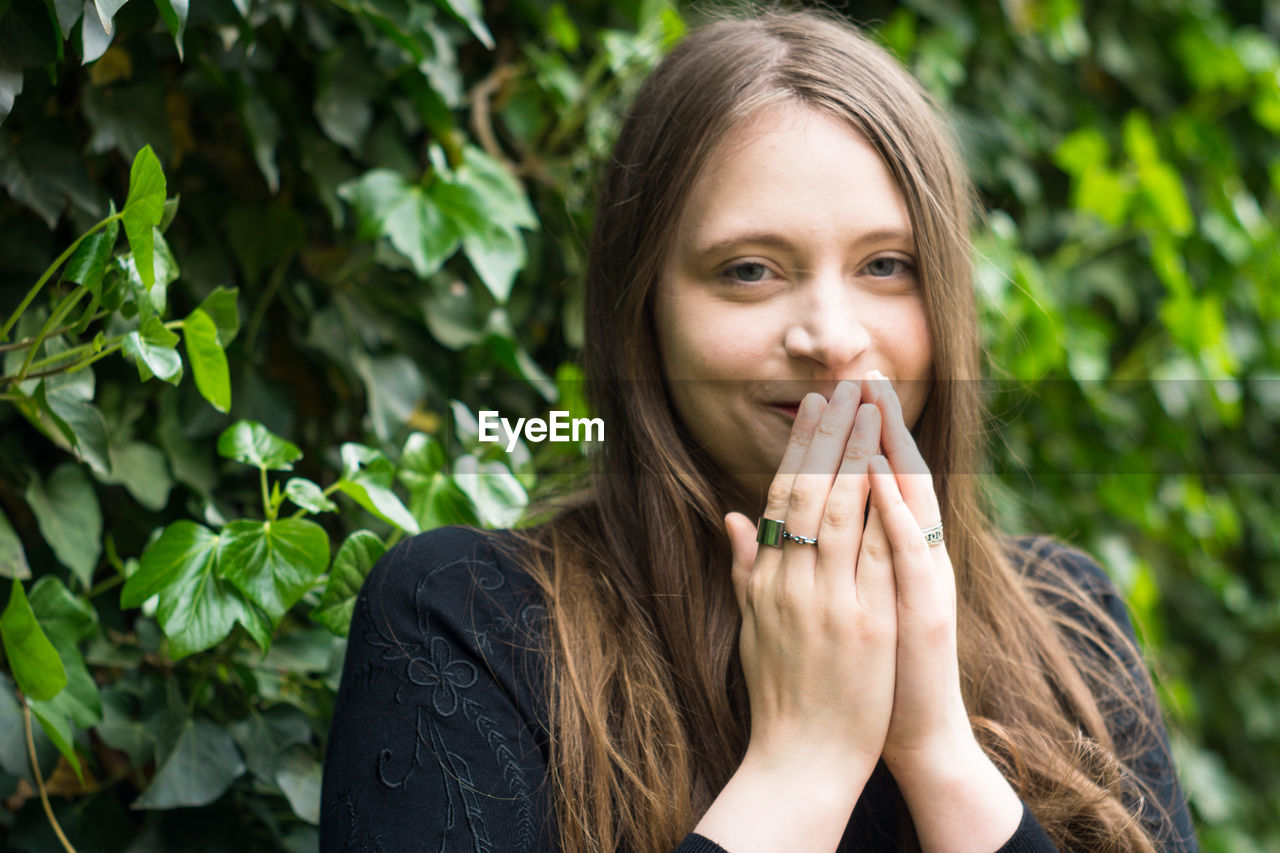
left=0, top=0, right=1276, bottom=849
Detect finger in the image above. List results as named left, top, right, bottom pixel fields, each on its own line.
left=784, top=379, right=861, bottom=547
left=725, top=512, right=758, bottom=613
left=816, top=403, right=880, bottom=595
left=868, top=454, right=941, bottom=613
left=862, top=369, right=940, bottom=527
left=855, top=496, right=896, bottom=612
left=762, top=391, right=827, bottom=523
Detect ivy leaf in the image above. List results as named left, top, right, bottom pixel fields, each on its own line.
left=434, top=0, right=494, bottom=49
left=218, top=519, right=330, bottom=626
left=311, top=530, right=385, bottom=636
left=452, top=454, right=528, bottom=528
left=454, top=145, right=536, bottom=229
left=398, top=432, right=445, bottom=489
left=153, top=0, right=188, bottom=60
left=122, top=315, right=182, bottom=384
left=116, top=226, right=178, bottom=321
left=284, top=478, right=337, bottom=514
left=27, top=702, right=78, bottom=778
left=241, top=81, right=280, bottom=192
left=27, top=630, right=102, bottom=782
left=40, top=362, right=112, bottom=476
left=217, top=420, right=302, bottom=471
left=133, top=718, right=246, bottom=809
left=195, top=286, right=240, bottom=347
left=81, top=0, right=114, bottom=64
left=28, top=576, right=97, bottom=644
left=0, top=506, right=30, bottom=581
left=61, top=216, right=119, bottom=298
left=463, top=223, right=525, bottom=303
left=230, top=705, right=310, bottom=785
left=184, top=309, right=231, bottom=413
left=0, top=578, right=67, bottom=701
left=337, top=169, right=461, bottom=278
left=98, top=439, right=172, bottom=511
left=121, top=521, right=268, bottom=659
left=275, top=745, right=322, bottom=824
left=409, top=470, right=478, bottom=530
left=335, top=475, right=420, bottom=535
left=120, top=144, right=165, bottom=290
left=25, top=463, right=102, bottom=588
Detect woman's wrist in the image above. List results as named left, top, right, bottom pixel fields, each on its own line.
left=887, top=737, right=1024, bottom=853
left=694, top=749, right=873, bottom=853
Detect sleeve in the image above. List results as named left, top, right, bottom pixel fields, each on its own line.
left=320, top=526, right=555, bottom=853
left=1047, top=544, right=1200, bottom=852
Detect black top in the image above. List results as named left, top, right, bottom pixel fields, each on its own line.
left=320, top=526, right=1198, bottom=852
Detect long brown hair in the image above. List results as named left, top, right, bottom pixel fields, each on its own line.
left=504, top=10, right=1175, bottom=851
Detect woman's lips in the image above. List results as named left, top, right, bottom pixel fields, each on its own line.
left=768, top=403, right=801, bottom=419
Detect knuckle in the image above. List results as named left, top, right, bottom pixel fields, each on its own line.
left=767, top=478, right=792, bottom=509
left=861, top=538, right=891, bottom=563
left=843, top=441, right=870, bottom=465
left=787, top=477, right=817, bottom=510
left=822, top=496, right=860, bottom=529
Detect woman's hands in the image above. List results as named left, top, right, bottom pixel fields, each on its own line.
left=728, top=380, right=897, bottom=783
left=695, top=380, right=897, bottom=852
left=697, top=372, right=1024, bottom=853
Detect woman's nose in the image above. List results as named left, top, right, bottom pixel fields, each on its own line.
left=781, top=275, right=871, bottom=370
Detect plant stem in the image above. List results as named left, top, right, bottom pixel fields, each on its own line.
left=261, top=467, right=273, bottom=521
left=87, top=574, right=125, bottom=600
left=0, top=313, right=107, bottom=354
left=0, top=213, right=121, bottom=345
left=22, top=702, right=79, bottom=853
left=16, top=286, right=90, bottom=382
left=0, top=340, right=126, bottom=389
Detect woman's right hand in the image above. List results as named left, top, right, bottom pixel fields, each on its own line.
left=694, top=379, right=897, bottom=852
left=728, top=378, right=897, bottom=781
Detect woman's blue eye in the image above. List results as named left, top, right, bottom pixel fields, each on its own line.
left=724, top=262, right=771, bottom=283
left=865, top=257, right=911, bottom=277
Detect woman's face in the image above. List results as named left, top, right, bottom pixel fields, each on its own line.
left=655, top=102, right=934, bottom=510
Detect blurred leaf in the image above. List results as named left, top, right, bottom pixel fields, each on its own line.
left=1, top=579, right=67, bottom=701
left=312, top=530, right=384, bottom=636
left=153, top=0, right=188, bottom=59
left=0, top=507, right=29, bottom=581
left=100, top=439, right=173, bottom=511
left=275, top=745, right=322, bottom=824
left=217, top=421, right=302, bottom=471
left=452, top=454, right=527, bottom=528
left=435, top=0, right=493, bottom=49
left=195, top=287, right=241, bottom=347
left=133, top=718, right=246, bottom=809
left=122, top=315, right=182, bottom=384
left=25, top=463, right=102, bottom=588
left=284, top=478, right=336, bottom=514
left=28, top=576, right=97, bottom=644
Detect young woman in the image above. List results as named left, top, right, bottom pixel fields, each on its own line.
left=320, top=10, right=1198, bottom=852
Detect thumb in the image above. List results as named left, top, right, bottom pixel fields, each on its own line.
left=724, top=512, right=759, bottom=612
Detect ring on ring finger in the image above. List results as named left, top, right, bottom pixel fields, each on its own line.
left=782, top=530, right=818, bottom=546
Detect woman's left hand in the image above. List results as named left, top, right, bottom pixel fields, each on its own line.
left=860, top=370, right=1024, bottom=852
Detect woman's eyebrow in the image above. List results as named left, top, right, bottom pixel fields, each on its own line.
left=692, top=226, right=916, bottom=259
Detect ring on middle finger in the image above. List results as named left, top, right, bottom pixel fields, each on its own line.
left=782, top=530, right=819, bottom=546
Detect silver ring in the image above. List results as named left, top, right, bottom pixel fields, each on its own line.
left=921, top=521, right=944, bottom=547
left=756, top=517, right=785, bottom=547
left=782, top=530, right=818, bottom=546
